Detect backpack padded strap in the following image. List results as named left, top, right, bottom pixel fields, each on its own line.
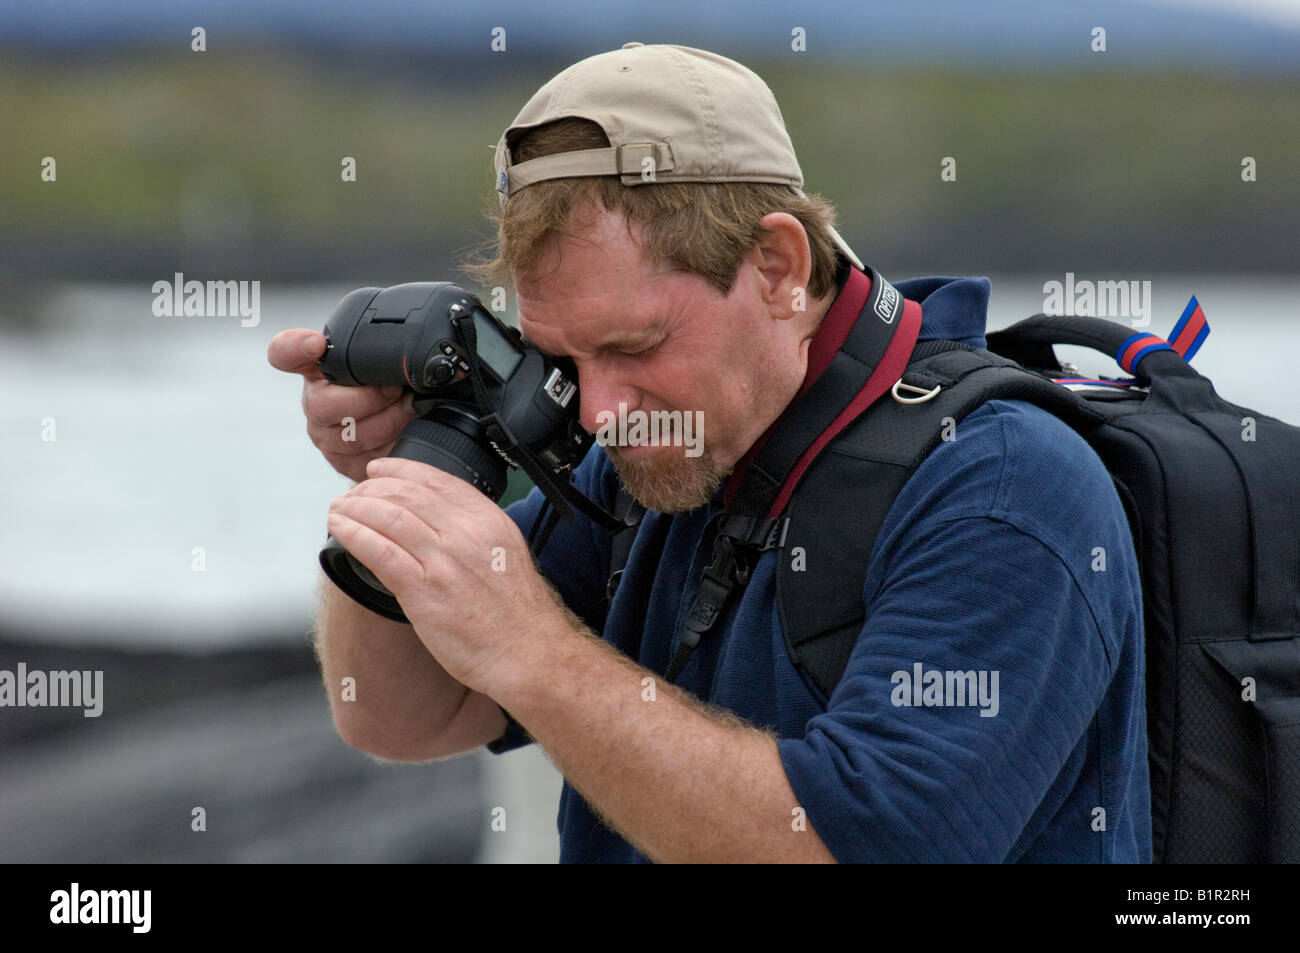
left=777, top=349, right=1097, bottom=701
left=724, top=265, right=923, bottom=520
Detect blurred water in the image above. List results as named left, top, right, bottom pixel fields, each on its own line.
left=1, top=275, right=1296, bottom=648
left=0, top=282, right=359, bottom=647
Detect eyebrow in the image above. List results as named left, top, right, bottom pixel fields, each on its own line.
left=520, top=325, right=663, bottom=356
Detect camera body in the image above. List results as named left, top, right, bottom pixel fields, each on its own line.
left=319, top=282, right=589, bottom=496
left=317, top=281, right=590, bottom=621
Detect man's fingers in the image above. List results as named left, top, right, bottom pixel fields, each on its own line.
left=330, top=494, right=443, bottom=567
left=322, top=450, right=373, bottom=482
left=307, top=397, right=415, bottom=456
left=307, top=421, right=393, bottom=458
left=342, top=475, right=455, bottom=534
left=268, top=329, right=328, bottom=380
left=302, top=375, right=407, bottom=428
left=365, top=456, right=493, bottom=508
left=326, top=510, right=427, bottom=590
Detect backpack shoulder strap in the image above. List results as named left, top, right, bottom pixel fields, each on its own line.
left=777, top=343, right=1102, bottom=702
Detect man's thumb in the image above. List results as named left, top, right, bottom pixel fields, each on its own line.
left=268, top=329, right=327, bottom=377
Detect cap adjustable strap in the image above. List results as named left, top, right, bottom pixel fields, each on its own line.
left=502, top=142, right=677, bottom=196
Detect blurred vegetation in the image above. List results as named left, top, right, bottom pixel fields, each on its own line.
left=2, top=48, right=1297, bottom=284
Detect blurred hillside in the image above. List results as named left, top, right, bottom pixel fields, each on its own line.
left=2, top=50, right=1297, bottom=296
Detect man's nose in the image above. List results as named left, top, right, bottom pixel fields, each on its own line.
left=577, top=366, right=640, bottom=435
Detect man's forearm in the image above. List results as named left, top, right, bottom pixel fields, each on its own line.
left=490, top=614, right=837, bottom=863
left=314, top=574, right=468, bottom=758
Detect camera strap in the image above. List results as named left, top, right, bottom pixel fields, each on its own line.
left=661, top=264, right=923, bottom=684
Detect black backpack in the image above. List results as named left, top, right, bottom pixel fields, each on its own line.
left=607, top=285, right=1300, bottom=863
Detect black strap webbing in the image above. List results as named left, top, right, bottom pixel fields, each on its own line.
left=604, top=493, right=645, bottom=604
left=663, top=511, right=790, bottom=682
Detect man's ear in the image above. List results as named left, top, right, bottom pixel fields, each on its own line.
left=751, top=212, right=813, bottom=320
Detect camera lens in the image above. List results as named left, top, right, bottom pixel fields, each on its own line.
left=389, top=406, right=510, bottom=500
left=318, top=405, right=512, bottom=624
left=319, top=537, right=408, bottom=622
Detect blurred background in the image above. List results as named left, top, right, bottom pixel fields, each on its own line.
left=0, top=0, right=1296, bottom=862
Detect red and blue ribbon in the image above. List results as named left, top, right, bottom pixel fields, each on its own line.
left=1114, top=295, right=1210, bottom=375
left=1167, top=295, right=1209, bottom=362
left=1116, top=333, right=1173, bottom=375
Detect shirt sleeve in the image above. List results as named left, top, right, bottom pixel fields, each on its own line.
left=777, top=515, right=1116, bottom=861
left=487, top=444, right=616, bottom=755
left=775, top=400, right=1134, bottom=861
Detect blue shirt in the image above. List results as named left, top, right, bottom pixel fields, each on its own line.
left=492, top=271, right=1152, bottom=863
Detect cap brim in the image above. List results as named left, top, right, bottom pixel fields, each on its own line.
left=825, top=223, right=863, bottom=271
left=792, top=187, right=862, bottom=271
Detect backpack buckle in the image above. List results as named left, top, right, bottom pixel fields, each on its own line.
left=760, top=516, right=790, bottom=552
left=718, top=513, right=790, bottom=552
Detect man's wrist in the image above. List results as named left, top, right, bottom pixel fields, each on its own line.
left=482, top=599, right=589, bottom=704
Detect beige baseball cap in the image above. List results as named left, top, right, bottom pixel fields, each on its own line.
left=493, top=42, right=863, bottom=270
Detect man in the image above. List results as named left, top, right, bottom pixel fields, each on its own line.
left=268, top=44, right=1150, bottom=863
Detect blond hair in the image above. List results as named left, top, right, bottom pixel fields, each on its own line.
left=462, top=118, right=842, bottom=299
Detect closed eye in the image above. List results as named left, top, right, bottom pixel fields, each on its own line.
left=605, top=335, right=664, bottom=358
left=518, top=333, right=651, bottom=360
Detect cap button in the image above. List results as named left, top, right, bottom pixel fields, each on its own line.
left=621, top=42, right=644, bottom=49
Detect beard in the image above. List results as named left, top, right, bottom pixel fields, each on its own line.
left=604, top=444, right=733, bottom=514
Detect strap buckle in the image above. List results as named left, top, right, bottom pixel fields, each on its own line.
left=669, top=512, right=790, bottom=683
left=760, top=515, right=790, bottom=551
left=617, top=142, right=676, bottom=183
left=717, top=513, right=790, bottom=552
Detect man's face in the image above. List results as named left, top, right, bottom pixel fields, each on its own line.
left=514, top=204, right=810, bottom=513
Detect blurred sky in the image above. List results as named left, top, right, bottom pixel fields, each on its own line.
left=1, top=0, right=1297, bottom=72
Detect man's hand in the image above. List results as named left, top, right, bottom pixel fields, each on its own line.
left=325, top=456, right=569, bottom=696
left=267, top=328, right=419, bottom=483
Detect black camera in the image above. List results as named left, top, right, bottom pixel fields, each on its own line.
left=316, top=282, right=592, bottom=622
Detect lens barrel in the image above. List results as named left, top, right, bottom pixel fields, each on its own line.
left=319, top=406, right=511, bottom=623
